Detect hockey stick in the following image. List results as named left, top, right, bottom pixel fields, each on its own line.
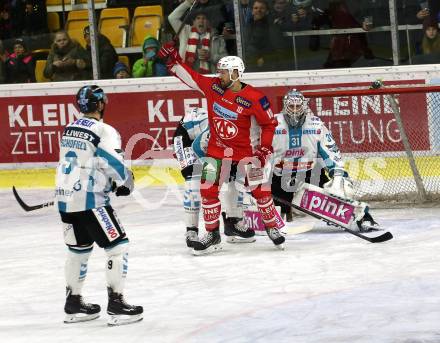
left=12, top=186, right=54, bottom=212
left=273, top=196, right=393, bottom=243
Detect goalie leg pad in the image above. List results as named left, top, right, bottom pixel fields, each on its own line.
left=65, top=246, right=93, bottom=295
left=105, top=240, right=129, bottom=294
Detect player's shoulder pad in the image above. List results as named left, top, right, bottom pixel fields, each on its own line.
left=274, top=112, right=285, bottom=125
left=274, top=113, right=288, bottom=133
left=100, top=122, right=122, bottom=147
left=211, top=79, right=225, bottom=95
left=245, top=85, right=270, bottom=111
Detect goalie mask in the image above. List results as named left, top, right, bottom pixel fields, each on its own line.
left=76, top=85, right=108, bottom=116
left=282, top=89, right=307, bottom=127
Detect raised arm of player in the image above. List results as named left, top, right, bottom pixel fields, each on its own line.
left=158, top=41, right=213, bottom=96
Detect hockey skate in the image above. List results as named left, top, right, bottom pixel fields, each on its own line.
left=356, top=212, right=382, bottom=232
left=192, top=229, right=223, bottom=255
left=265, top=228, right=285, bottom=250
left=64, top=287, right=100, bottom=323
left=107, top=287, right=143, bottom=326
left=222, top=212, right=256, bottom=243
left=185, top=227, right=199, bottom=248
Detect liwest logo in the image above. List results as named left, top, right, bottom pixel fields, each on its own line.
left=213, top=117, right=238, bottom=139
left=300, top=190, right=354, bottom=224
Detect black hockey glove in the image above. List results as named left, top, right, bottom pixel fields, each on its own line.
left=115, top=185, right=131, bottom=197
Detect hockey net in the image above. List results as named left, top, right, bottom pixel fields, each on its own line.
left=302, top=83, right=440, bottom=204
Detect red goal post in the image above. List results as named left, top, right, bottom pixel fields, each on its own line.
left=301, top=83, right=440, bottom=203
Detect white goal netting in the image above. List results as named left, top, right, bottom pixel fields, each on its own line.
left=303, top=84, right=440, bottom=203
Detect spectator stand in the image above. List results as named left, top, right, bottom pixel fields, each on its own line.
left=284, top=24, right=425, bottom=70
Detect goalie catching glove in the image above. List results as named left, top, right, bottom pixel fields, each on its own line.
left=323, top=171, right=354, bottom=199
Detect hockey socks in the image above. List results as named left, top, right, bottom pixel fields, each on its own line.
left=257, top=197, right=285, bottom=249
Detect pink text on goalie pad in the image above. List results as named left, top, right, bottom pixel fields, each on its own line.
left=300, top=190, right=354, bottom=225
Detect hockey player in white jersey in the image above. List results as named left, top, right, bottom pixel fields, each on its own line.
left=271, top=89, right=354, bottom=220
left=173, top=107, right=255, bottom=249
left=55, top=85, right=143, bottom=326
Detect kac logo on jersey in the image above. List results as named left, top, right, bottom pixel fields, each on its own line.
left=213, top=117, right=238, bottom=139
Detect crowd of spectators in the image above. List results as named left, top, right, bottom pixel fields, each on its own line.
left=0, top=0, right=439, bottom=84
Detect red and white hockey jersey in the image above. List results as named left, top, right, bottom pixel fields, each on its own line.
left=170, top=62, right=277, bottom=162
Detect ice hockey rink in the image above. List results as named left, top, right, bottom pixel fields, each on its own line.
left=1, top=185, right=440, bottom=343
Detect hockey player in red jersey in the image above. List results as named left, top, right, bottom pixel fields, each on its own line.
left=158, top=42, right=285, bottom=254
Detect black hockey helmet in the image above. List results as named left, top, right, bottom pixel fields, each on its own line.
left=76, top=85, right=107, bottom=114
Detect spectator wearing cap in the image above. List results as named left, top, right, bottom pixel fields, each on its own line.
left=168, top=0, right=227, bottom=74
left=132, top=36, right=167, bottom=78
left=83, top=26, right=118, bottom=79
left=5, top=38, right=35, bottom=83
left=44, top=30, right=90, bottom=82
left=421, top=16, right=440, bottom=54
left=113, top=61, right=130, bottom=79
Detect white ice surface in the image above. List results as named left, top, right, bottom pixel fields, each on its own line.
left=1, top=187, right=440, bottom=343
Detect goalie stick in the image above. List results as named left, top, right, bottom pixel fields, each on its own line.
left=12, top=186, right=54, bottom=212
left=273, top=184, right=393, bottom=243
left=273, top=196, right=392, bottom=243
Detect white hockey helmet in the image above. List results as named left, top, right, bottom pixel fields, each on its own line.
left=216, top=56, right=245, bottom=82
left=283, top=89, right=307, bottom=127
